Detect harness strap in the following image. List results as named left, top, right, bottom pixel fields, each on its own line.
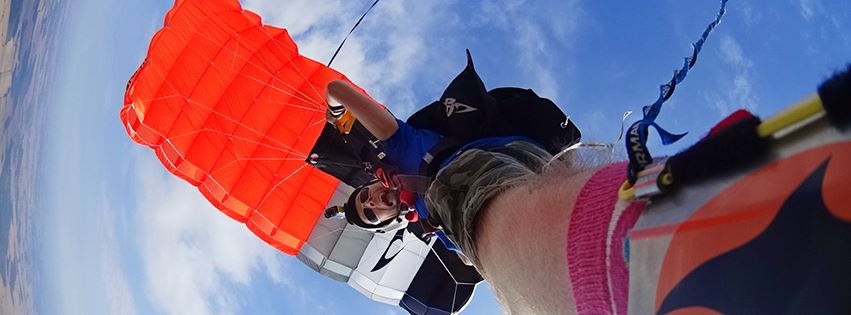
left=418, top=137, right=464, bottom=177
left=394, top=174, right=432, bottom=195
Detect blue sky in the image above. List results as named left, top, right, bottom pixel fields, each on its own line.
left=33, top=0, right=850, bottom=314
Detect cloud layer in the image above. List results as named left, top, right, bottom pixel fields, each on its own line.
left=134, top=152, right=288, bottom=315
left=241, top=0, right=584, bottom=119
left=244, top=0, right=453, bottom=118
left=707, top=34, right=758, bottom=116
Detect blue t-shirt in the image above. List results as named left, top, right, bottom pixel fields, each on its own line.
left=380, top=119, right=442, bottom=174
left=381, top=119, right=538, bottom=251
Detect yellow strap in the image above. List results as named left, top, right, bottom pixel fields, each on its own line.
left=756, top=93, right=824, bottom=138
left=334, top=110, right=358, bottom=134
left=618, top=180, right=636, bottom=200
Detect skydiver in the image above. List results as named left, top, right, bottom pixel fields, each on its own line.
left=324, top=67, right=636, bottom=314
left=323, top=72, right=598, bottom=261
left=322, top=64, right=772, bottom=313
left=322, top=47, right=686, bottom=314
left=325, top=60, right=851, bottom=315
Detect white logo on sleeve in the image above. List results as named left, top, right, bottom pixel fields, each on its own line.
left=443, top=98, right=478, bottom=117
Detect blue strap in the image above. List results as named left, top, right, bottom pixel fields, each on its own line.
left=626, top=0, right=728, bottom=184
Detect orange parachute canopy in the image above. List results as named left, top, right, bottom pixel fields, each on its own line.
left=121, top=0, right=367, bottom=254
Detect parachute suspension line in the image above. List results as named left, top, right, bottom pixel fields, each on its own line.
left=142, top=72, right=311, bottom=159
left=253, top=27, right=329, bottom=106
left=140, top=18, right=336, bottom=156
left=210, top=32, right=327, bottom=109
left=257, top=163, right=310, bottom=209
left=624, top=0, right=728, bottom=184
left=204, top=3, right=331, bottom=108
left=192, top=6, right=394, bottom=191
left=423, top=245, right=477, bottom=314
left=211, top=157, right=312, bottom=178
left=452, top=284, right=459, bottom=313
left=186, top=21, right=324, bottom=108
left=165, top=125, right=311, bottom=157
left=615, top=110, right=633, bottom=147
left=327, top=0, right=381, bottom=67
left=190, top=23, right=353, bottom=209
left=142, top=50, right=326, bottom=206
left=144, top=3, right=388, bottom=219
left=151, top=24, right=327, bottom=114
left=425, top=245, right=480, bottom=286
left=193, top=4, right=329, bottom=108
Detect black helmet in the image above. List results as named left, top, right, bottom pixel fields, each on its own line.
left=340, top=182, right=410, bottom=233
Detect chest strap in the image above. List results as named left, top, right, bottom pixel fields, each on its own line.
left=418, top=137, right=464, bottom=177
left=393, top=174, right=432, bottom=195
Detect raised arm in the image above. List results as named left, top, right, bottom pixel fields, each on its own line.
left=326, top=80, right=399, bottom=141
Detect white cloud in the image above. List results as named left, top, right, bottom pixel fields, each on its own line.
left=96, top=190, right=139, bottom=315
left=706, top=92, right=731, bottom=119
left=708, top=34, right=758, bottom=115
left=240, top=0, right=590, bottom=119
left=242, top=0, right=452, bottom=119
left=243, top=0, right=352, bottom=37
left=134, top=152, right=290, bottom=315
left=478, top=0, right=584, bottom=104
left=719, top=35, right=750, bottom=69
left=798, top=0, right=819, bottom=20
left=738, top=0, right=763, bottom=27
left=793, top=0, right=850, bottom=49
left=385, top=309, right=404, bottom=315
left=333, top=1, right=456, bottom=117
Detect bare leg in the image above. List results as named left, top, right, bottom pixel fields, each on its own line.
left=474, top=167, right=598, bottom=315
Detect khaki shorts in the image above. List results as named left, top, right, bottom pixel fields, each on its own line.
left=425, top=141, right=552, bottom=266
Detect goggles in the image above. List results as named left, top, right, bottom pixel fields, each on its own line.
left=357, top=186, right=381, bottom=224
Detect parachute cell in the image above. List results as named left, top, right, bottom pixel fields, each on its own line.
left=121, top=0, right=367, bottom=254
left=299, top=214, right=482, bottom=314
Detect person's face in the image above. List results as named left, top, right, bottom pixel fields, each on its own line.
left=354, top=181, right=402, bottom=225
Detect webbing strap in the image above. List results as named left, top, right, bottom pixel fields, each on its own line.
left=419, top=137, right=464, bottom=177
left=394, top=174, right=432, bottom=195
